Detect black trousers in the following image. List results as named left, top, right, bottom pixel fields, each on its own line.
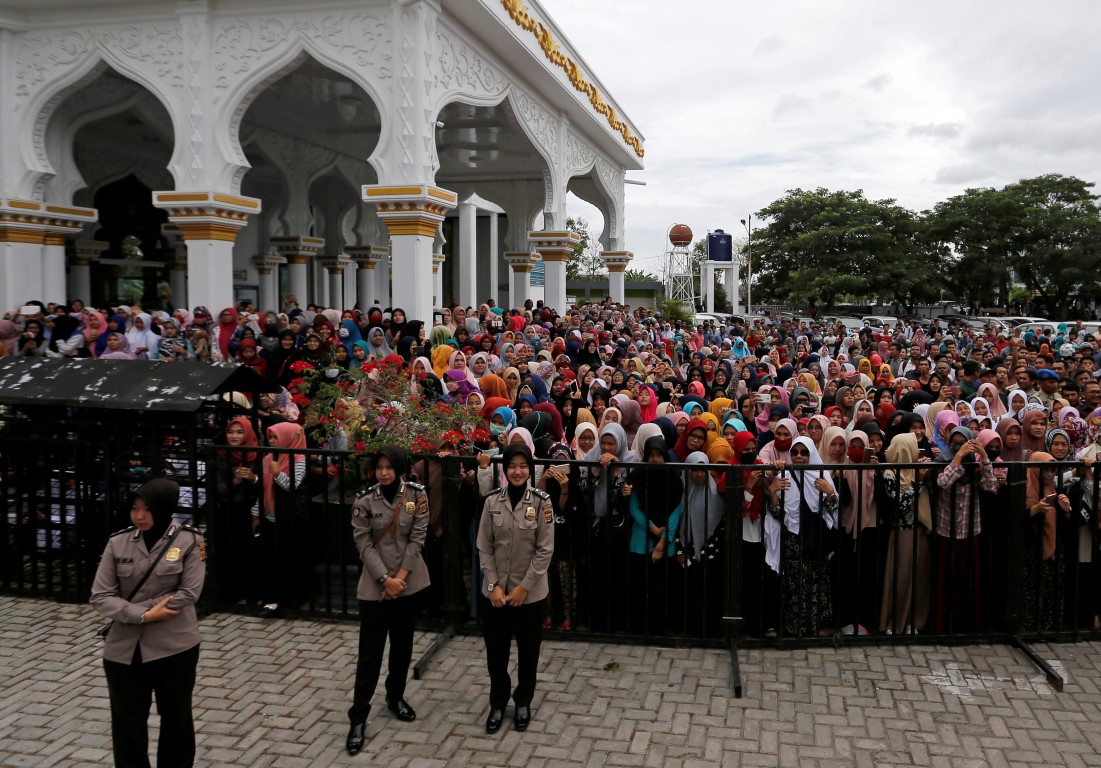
left=348, top=594, right=422, bottom=724
left=103, top=644, right=200, bottom=768
left=481, top=597, right=545, bottom=710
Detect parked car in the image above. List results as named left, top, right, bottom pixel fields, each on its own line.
left=861, top=315, right=899, bottom=329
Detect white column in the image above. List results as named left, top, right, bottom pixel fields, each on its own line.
left=364, top=185, right=455, bottom=323
left=530, top=230, right=580, bottom=313
left=344, top=260, right=357, bottom=309
left=601, top=251, right=633, bottom=305
left=169, top=261, right=188, bottom=309
left=253, top=254, right=284, bottom=313
left=153, top=192, right=260, bottom=315
left=458, top=201, right=478, bottom=310
left=372, top=246, right=391, bottom=309
left=0, top=200, right=95, bottom=311
left=161, top=224, right=188, bottom=308
left=703, top=262, right=715, bottom=313
left=70, top=241, right=106, bottom=306
left=489, top=213, right=499, bottom=307
left=432, top=252, right=445, bottom=308
left=320, top=258, right=346, bottom=309
left=728, top=265, right=739, bottom=315
left=42, top=231, right=68, bottom=303
left=505, top=252, right=536, bottom=310
left=270, top=236, right=324, bottom=310
left=346, top=245, right=377, bottom=309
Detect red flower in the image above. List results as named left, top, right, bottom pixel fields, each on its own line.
left=289, top=361, right=315, bottom=373
left=291, top=393, right=311, bottom=407
left=354, top=441, right=366, bottom=452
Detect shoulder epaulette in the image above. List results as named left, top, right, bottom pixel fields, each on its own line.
left=110, top=525, right=137, bottom=538
left=406, top=481, right=425, bottom=491
left=532, top=488, right=551, bottom=499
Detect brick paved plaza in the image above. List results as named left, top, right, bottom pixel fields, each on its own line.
left=2, top=595, right=1100, bottom=767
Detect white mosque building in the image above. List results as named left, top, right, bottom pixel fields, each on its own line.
left=0, top=0, right=644, bottom=320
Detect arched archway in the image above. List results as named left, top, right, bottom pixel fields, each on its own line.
left=434, top=98, right=549, bottom=307
left=43, top=67, right=176, bottom=308
left=237, top=55, right=381, bottom=308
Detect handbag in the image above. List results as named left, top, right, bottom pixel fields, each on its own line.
left=97, top=526, right=185, bottom=638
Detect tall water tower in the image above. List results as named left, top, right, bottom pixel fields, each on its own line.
left=665, top=223, right=695, bottom=310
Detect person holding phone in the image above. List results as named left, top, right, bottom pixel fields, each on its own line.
left=932, top=428, right=997, bottom=633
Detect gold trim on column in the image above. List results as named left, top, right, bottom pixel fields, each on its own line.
left=286, top=255, right=309, bottom=265
left=606, top=264, right=627, bottom=273
left=537, top=250, right=572, bottom=262
left=381, top=217, right=443, bottom=238
left=176, top=222, right=243, bottom=242
left=70, top=257, right=91, bottom=267
left=0, top=227, right=45, bottom=244
left=43, top=232, right=67, bottom=246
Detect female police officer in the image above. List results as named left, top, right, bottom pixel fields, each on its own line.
left=477, top=443, right=554, bottom=734
left=346, top=445, right=430, bottom=755
left=91, top=478, right=206, bottom=768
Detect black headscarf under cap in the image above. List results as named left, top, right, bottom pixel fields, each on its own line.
left=373, top=445, right=411, bottom=479
left=134, top=478, right=180, bottom=548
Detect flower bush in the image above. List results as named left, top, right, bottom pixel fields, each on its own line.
left=293, top=357, right=483, bottom=456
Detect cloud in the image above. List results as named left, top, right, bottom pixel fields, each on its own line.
left=864, top=73, right=892, bottom=91
left=908, top=122, right=962, bottom=139
left=773, top=93, right=811, bottom=118
left=934, top=164, right=994, bottom=185
left=753, top=35, right=785, bottom=55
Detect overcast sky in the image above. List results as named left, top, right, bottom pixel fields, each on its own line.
left=541, top=0, right=1101, bottom=278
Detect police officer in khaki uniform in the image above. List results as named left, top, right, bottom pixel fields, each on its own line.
left=477, top=443, right=554, bottom=735
left=90, top=478, right=206, bottom=768
left=346, top=445, right=430, bottom=756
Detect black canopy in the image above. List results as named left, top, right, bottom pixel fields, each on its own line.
left=0, top=358, right=277, bottom=412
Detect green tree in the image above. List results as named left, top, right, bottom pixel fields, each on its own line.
left=751, top=188, right=936, bottom=310
left=927, top=174, right=1101, bottom=315
left=565, top=216, right=605, bottom=279
left=623, top=268, right=659, bottom=282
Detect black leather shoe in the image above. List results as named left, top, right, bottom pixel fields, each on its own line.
left=386, top=697, right=416, bottom=722
left=485, top=708, right=504, bottom=734
left=345, top=721, right=366, bottom=755
left=514, top=705, right=531, bottom=732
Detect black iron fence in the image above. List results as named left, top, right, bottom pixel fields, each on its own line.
left=5, top=438, right=1099, bottom=656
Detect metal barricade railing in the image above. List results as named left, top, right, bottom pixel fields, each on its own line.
left=5, top=437, right=1099, bottom=692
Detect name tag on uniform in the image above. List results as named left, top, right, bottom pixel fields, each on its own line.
left=525, top=507, right=536, bottom=521
left=164, top=547, right=181, bottom=563
left=113, top=557, right=133, bottom=564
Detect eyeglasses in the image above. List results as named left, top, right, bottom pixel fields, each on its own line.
left=790, top=448, right=811, bottom=456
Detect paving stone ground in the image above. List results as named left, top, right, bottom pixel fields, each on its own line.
left=2, top=595, right=1100, bottom=768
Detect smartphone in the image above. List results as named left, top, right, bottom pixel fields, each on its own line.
left=864, top=448, right=876, bottom=462
left=551, top=464, right=570, bottom=476
left=1045, top=493, right=1059, bottom=505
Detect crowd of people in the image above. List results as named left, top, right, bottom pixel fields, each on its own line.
left=8, top=295, right=1101, bottom=640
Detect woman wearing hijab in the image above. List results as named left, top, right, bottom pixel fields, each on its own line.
left=345, top=446, right=430, bottom=755
left=90, top=479, right=206, bottom=768
left=252, top=422, right=308, bottom=619
left=46, top=314, right=85, bottom=357
left=16, top=318, right=47, bottom=357
left=477, top=443, right=554, bottom=735
left=213, top=418, right=261, bottom=604
left=364, top=326, right=392, bottom=360
left=677, top=451, right=726, bottom=636
left=625, top=435, right=683, bottom=633
left=878, top=433, right=932, bottom=635
left=1023, top=451, right=1072, bottom=633
left=932, top=426, right=997, bottom=633
left=209, top=308, right=243, bottom=363
left=836, top=431, right=879, bottom=636
left=1020, top=410, right=1050, bottom=454
left=765, top=436, right=839, bottom=637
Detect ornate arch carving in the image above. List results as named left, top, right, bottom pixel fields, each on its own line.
left=15, top=28, right=185, bottom=198
left=213, top=14, right=392, bottom=194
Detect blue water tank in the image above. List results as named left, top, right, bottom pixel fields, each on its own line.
left=707, top=229, right=733, bottom=262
